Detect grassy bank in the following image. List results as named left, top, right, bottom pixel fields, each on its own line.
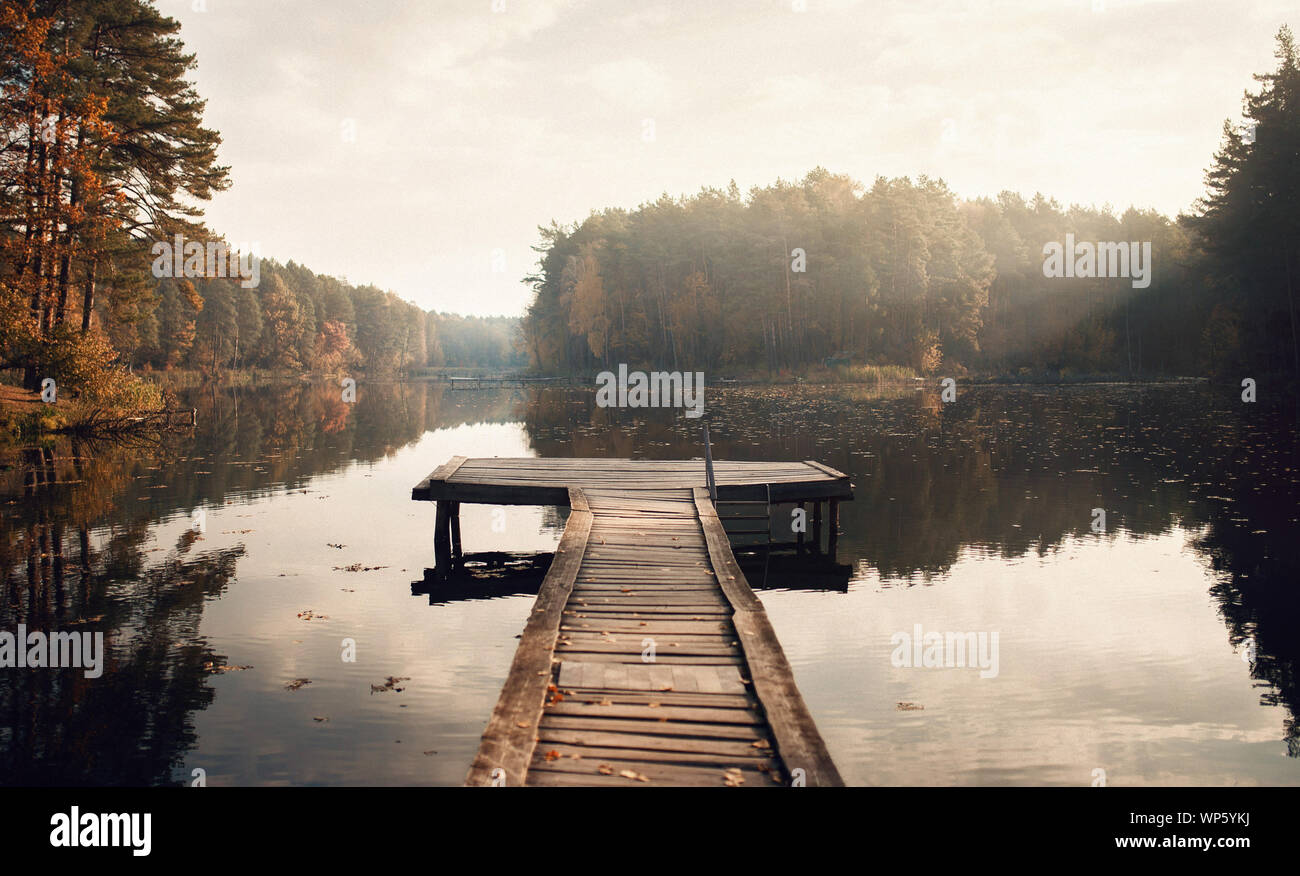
left=0, top=378, right=171, bottom=445
left=0, top=384, right=70, bottom=441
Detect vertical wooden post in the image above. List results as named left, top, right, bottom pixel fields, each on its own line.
left=434, top=500, right=451, bottom=579
left=828, top=499, right=839, bottom=558
left=813, top=501, right=823, bottom=553
left=797, top=502, right=806, bottom=553
left=703, top=422, right=717, bottom=505
left=449, top=501, right=462, bottom=567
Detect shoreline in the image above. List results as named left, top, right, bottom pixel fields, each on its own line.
left=0, top=385, right=191, bottom=445
left=0, top=369, right=1245, bottom=443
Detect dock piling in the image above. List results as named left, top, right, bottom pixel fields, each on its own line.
left=434, top=500, right=452, bottom=579
left=449, top=501, right=462, bottom=565
left=829, top=499, right=839, bottom=558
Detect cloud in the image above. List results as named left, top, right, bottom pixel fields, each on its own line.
left=155, top=0, right=1298, bottom=317
left=575, top=58, right=673, bottom=107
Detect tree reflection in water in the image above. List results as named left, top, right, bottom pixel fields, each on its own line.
left=0, top=380, right=1295, bottom=783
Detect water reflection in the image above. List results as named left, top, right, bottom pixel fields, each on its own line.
left=518, top=382, right=1300, bottom=763
left=0, top=380, right=1295, bottom=784
left=0, top=380, right=519, bottom=785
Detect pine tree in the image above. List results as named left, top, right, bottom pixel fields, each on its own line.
left=1190, top=25, right=1300, bottom=377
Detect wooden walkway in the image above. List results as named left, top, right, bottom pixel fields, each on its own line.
left=412, top=457, right=852, bottom=787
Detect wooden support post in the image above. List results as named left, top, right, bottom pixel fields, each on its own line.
left=828, top=499, right=839, bottom=558
left=434, top=500, right=452, bottom=579
left=813, top=501, right=823, bottom=553
left=703, top=423, right=717, bottom=505
left=449, top=501, right=462, bottom=566
left=797, top=502, right=806, bottom=553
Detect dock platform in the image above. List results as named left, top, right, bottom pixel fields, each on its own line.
left=412, top=457, right=852, bottom=787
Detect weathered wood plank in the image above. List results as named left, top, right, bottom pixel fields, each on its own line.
left=543, top=701, right=762, bottom=724
left=463, top=487, right=590, bottom=787
left=527, top=742, right=780, bottom=773
left=538, top=715, right=766, bottom=741
left=535, top=728, right=768, bottom=758
left=414, top=457, right=853, bottom=504
left=803, top=459, right=849, bottom=480
left=556, top=689, right=759, bottom=709
left=693, top=487, right=844, bottom=787
left=526, top=761, right=780, bottom=786
left=410, top=455, right=468, bottom=500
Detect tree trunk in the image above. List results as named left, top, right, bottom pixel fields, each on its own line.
left=1287, top=252, right=1299, bottom=382
left=80, top=258, right=96, bottom=333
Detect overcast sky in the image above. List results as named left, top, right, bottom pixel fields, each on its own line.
left=154, top=0, right=1292, bottom=317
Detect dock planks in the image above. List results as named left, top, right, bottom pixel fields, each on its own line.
left=416, top=457, right=849, bottom=787
left=411, top=457, right=852, bottom=505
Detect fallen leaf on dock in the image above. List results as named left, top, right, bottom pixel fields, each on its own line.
left=619, top=769, right=649, bottom=782
left=598, top=764, right=614, bottom=775
left=723, top=768, right=745, bottom=787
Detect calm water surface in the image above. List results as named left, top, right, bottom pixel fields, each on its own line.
left=2, top=380, right=1297, bottom=786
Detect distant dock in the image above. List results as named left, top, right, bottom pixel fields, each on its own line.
left=413, top=457, right=852, bottom=786
left=440, top=375, right=571, bottom=389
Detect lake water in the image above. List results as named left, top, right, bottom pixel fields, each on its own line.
left=2, top=380, right=1297, bottom=786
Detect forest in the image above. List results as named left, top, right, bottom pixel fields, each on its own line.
left=2, top=0, right=1296, bottom=416
left=523, top=28, right=1300, bottom=381
left=122, top=260, right=524, bottom=375
left=0, top=0, right=521, bottom=416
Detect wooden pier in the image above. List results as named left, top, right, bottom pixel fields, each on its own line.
left=412, top=457, right=852, bottom=787
left=443, top=374, right=571, bottom=389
